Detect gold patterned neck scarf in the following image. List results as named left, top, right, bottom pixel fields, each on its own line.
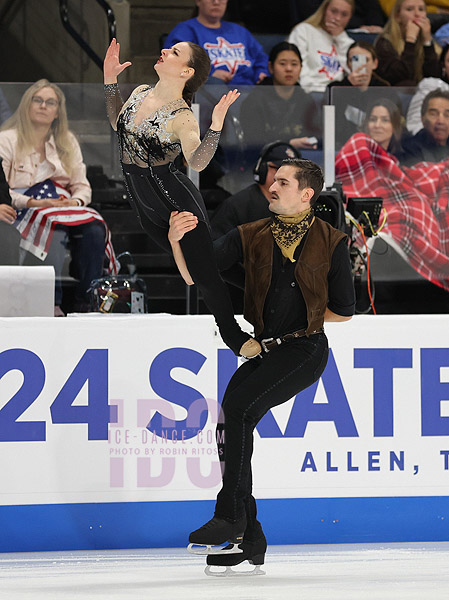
left=270, top=209, right=315, bottom=262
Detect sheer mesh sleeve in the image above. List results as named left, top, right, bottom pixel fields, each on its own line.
left=104, top=83, right=124, bottom=131
left=189, top=128, right=221, bottom=171
left=172, top=110, right=221, bottom=172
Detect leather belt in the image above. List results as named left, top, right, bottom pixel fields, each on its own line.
left=260, top=328, right=324, bottom=353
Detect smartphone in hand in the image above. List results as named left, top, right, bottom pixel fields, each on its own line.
left=352, top=53, right=367, bottom=74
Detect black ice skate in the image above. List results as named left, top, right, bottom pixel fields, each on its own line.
left=205, top=531, right=267, bottom=577
left=187, top=516, right=247, bottom=555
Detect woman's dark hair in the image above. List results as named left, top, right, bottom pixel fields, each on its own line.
left=269, top=41, right=302, bottom=65
left=363, top=98, right=404, bottom=153
left=346, top=40, right=377, bottom=64
left=440, top=44, right=449, bottom=82
left=182, top=42, right=211, bottom=106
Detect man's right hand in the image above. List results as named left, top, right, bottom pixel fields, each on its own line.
left=0, top=204, right=17, bottom=224
left=168, top=211, right=198, bottom=243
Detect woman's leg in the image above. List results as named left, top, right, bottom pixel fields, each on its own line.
left=123, top=163, right=256, bottom=355
left=68, top=221, right=106, bottom=307
left=179, top=220, right=250, bottom=355
left=122, top=168, right=172, bottom=253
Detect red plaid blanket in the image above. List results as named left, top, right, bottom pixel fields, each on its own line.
left=335, top=133, right=449, bottom=290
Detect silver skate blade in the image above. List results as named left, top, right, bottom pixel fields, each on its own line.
left=187, top=542, right=243, bottom=556
left=204, top=565, right=266, bottom=577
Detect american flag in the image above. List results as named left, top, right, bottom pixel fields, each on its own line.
left=14, top=179, right=119, bottom=274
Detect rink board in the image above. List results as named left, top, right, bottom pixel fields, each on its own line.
left=0, top=314, right=449, bottom=551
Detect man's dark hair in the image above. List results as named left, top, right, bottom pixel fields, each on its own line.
left=281, top=158, right=324, bottom=205
left=421, top=89, right=449, bottom=118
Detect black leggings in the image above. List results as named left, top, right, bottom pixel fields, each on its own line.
left=215, top=333, right=329, bottom=537
left=121, top=162, right=249, bottom=354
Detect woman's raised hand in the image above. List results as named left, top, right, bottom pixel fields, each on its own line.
left=104, top=38, right=132, bottom=84
left=210, top=89, right=240, bottom=131
left=415, top=16, right=432, bottom=44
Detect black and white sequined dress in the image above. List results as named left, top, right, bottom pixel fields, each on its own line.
left=105, top=83, right=249, bottom=354
left=105, top=83, right=220, bottom=242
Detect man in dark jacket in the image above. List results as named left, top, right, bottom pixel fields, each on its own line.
left=210, top=141, right=300, bottom=239
left=400, top=90, right=449, bottom=166
left=168, top=158, right=355, bottom=573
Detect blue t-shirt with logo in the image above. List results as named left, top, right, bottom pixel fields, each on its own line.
left=165, top=18, right=268, bottom=86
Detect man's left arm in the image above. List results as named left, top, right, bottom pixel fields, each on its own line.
left=326, top=238, right=356, bottom=322
left=324, top=307, right=352, bottom=322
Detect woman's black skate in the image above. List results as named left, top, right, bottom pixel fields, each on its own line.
left=205, top=531, right=267, bottom=577
left=187, top=516, right=247, bottom=555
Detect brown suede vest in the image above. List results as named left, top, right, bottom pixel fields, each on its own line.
left=238, top=217, right=347, bottom=337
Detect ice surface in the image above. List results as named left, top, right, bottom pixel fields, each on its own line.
left=1, top=542, right=449, bottom=600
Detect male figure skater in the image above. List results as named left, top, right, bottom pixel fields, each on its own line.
left=169, top=158, right=355, bottom=573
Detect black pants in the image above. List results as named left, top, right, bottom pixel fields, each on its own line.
left=215, top=332, right=329, bottom=538
left=121, top=162, right=248, bottom=354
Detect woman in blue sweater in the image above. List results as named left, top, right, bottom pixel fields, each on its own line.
left=165, top=0, right=269, bottom=86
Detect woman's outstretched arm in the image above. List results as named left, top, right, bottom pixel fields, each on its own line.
left=172, top=89, right=240, bottom=171
left=103, top=38, right=132, bottom=130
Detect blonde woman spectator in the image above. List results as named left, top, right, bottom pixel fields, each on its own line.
left=288, top=0, right=355, bottom=92
left=380, top=0, right=449, bottom=17
left=0, top=80, right=110, bottom=314
left=374, top=0, right=440, bottom=85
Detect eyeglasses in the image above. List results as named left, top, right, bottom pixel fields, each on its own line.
left=31, top=96, right=59, bottom=108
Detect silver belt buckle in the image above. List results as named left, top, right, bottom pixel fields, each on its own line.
left=261, top=337, right=281, bottom=353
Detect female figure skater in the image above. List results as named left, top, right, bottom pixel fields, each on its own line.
left=104, top=38, right=260, bottom=357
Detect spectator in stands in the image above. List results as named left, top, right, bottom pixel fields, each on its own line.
left=165, top=0, right=269, bottom=86
left=327, top=41, right=391, bottom=146
left=239, top=42, right=321, bottom=166
left=374, top=0, right=440, bottom=86
left=290, top=0, right=384, bottom=31
left=0, top=157, right=20, bottom=265
left=336, top=97, right=449, bottom=292
left=288, top=0, right=355, bottom=93
left=361, top=98, right=405, bottom=153
left=0, top=79, right=111, bottom=315
left=400, top=89, right=449, bottom=163
left=406, top=43, right=449, bottom=133
left=347, top=0, right=386, bottom=32
left=379, top=0, right=449, bottom=32
left=210, top=141, right=301, bottom=239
